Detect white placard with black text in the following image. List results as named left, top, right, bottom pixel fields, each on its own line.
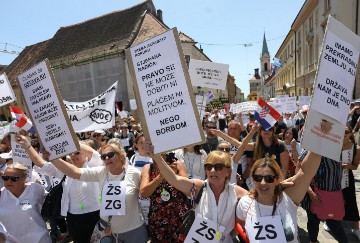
left=0, top=73, right=16, bottom=106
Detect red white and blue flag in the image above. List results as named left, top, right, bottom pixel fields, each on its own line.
left=254, top=98, right=281, bottom=130
left=9, top=106, right=36, bottom=134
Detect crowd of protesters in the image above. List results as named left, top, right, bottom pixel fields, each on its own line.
left=0, top=101, right=359, bottom=243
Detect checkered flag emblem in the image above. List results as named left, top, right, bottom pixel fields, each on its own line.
left=259, top=106, right=270, bottom=118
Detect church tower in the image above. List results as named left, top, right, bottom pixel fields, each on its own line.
left=260, top=32, right=271, bottom=77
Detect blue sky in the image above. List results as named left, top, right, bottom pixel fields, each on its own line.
left=0, top=0, right=305, bottom=97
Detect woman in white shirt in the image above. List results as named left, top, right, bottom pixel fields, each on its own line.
left=175, top=145, right=207, bottom=179
left=48, top=143, right=147, bottom=242
left=143, top=128, right=258, bottom=243
left=0, top=163, right=50, bottom=243
left=236, top=151, right=321, bottom=243
left=16, top=134, right=102, bottom=243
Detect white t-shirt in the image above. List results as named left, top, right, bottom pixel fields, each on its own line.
left=195, top=181, right=238, bottom=243
left=0, top=183, right=51, bottom=243
left=129, top=153, right=153, bottom=172
left=175, top=149, right=207, bottom=179
left=285, top=142, right=303, bottom=155
left=236, top=192, right=298, bottom=243
left=37, top=151, right=103, bottom=216
left=80, top=165, right=144, bottom=233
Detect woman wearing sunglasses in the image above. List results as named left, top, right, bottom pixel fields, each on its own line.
left=0, top=163, right=51, bottom=242
left=46, top=143, right=147, bottom=242
left=15, top=134, right=103, bottom=243
left=236, top=150, right=321, bottom=243
left=143, top=126, right=258, bottom=243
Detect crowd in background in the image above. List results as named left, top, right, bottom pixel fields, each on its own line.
left=0, top=101, right=359, bottom=243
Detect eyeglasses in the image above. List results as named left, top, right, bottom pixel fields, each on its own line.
left=204, top=163, right=226, bottom=171
left=2, top=175, right=21, bottom=182
left=101, top=152, right=116, bottom=160
left=252, top=174, right=277, bottom=183
left=217, top=147, right=230, bottom=152
left=206, top=126, right=216, bottom=129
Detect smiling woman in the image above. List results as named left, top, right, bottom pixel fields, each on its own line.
left=0, top=163, right=51, bottom=243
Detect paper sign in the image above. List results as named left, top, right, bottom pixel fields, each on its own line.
left=301, top=109, right=344, bottom=160
left=0, top=73, right=16, bottom=106
left=10, top=134, right=32, bottom=179
left=196, top=95, right=206, bottom=121
left=205, top=91, right=215, bottom=103
left=189, top=59, right=229, bottom=90
left=130, top=99, right=137, bottom=110
left=311, top=17, right=360, bottom=125
left=283, top=97, right=297, bottom=113
left=126, top=28, right=205, bottom=154
left=299, top=96, right=311, bottom=110
left=64, top=82, right=117, bottom=132
left=17, top=59, right=79, bottom=160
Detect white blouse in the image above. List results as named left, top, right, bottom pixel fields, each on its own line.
left=175, top=149, right=207, bottom=179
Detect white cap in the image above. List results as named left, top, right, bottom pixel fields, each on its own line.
left=94, top=130, right=105, bottom=135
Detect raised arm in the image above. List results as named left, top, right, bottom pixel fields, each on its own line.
left=232, top=124, right=258, bottom=163
left=51, top=158, right=81, bottom=179
left=284, top=151, right=321, bottom=205
left=139, top=164, right=164, bottom=198
left=210, top=129, right=241, bottom=147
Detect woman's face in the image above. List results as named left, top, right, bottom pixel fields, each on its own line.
left=69, top=151, right=86, bottom=168
left=102, top=147, right=124, bottom=172
left=252, top=167, right=279, bottom=198
left=260, top=127, right=273, bottom=140
left=284, top=129, right=293, bottom=142
left=2, top=168, right=26, bottom=196
left=204, top=158, right=230, bottom=186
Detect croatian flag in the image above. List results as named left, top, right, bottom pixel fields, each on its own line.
left=254, top=98, right=281, bottom=130
left=9, top=106, right=36, bottom=134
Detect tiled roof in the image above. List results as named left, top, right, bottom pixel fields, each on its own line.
left=5, top=0, right=155, bottom=83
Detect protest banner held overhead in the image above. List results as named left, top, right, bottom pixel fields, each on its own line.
left=310, top=16, right=360, bottom=125
left=126, top=28, right=204, bottom=154
left=188, top=59, right=229, bottom=90
left=64, top=81, right=117, bottom=132
left=301, top=16, right=360, bottom=160
left=16, top=59, right=80, bottom=160
left=0, top=73, right=16, bottom=107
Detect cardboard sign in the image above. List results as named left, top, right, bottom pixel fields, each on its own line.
left=311, top=16, right=360, bottom=125
left=64, top=82, right=117, bottom=132
left=0, top=73, right=16, bottom=106
left=301, top=109, right=344, bottom=160
left=10, top=134, right=32, bottom=179
left=126, top=28, right=204, bottom=154
left=17, top=59, right=79, bottom=160
left=189, top=59, right=229, bottom=90
left=185, top=214, right=225, bottom=243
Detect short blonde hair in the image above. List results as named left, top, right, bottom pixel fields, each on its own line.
left=103, top=143, right=127, bottom=165
left=205, top=151, right=232, bottom=182
left=5, top=162, right=28, bottom=178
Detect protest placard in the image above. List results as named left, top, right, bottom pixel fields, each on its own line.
left=0, top=73, right=16, bottom=107
left=126, top=28, right=204, bottom=154
left=64, top=82, right=117, bottom=132
left=310, top=16, right=360, bottom=125
left=298, top=96, right=311, bottom=110
left=196, top=95, right=206, bottom=121
left=301, top=109, right=343, bottom=160
left=188, top=59, right=229, bottom=90
left=10, top=134, right=32, bottom=179
left=129, top=99, right=137, bottom=110
left=17, top=59, right=79, bottom=160
left=283, top=96, right=297, bottom=113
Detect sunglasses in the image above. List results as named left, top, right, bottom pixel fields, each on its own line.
left=345, top=130, right=352, bottom=134
left=2, top=175, right=21, bottom=182
left=93, top=134, right=102, bottom=137
left=206, top=126, right=216, bottom=129
left=252, top=174, right=277, bottom=183
left=217, top=147, right=230, bottom=152
left=204, top=163, right=226, bottom=171
left=101, top=152, right=116, bottom=160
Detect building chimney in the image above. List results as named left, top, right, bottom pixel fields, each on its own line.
left=157, top=9, right=163, bottom=22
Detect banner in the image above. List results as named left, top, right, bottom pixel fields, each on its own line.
left=17, top=59, right=79, bottom=160
left=0, top=73, right=16, bottom=106
left=310, top=16, right=360, bottom=125
left=64, top=82, right=117, bottom=132
left=188, top=59, right=229, bottom=90
left=126, top=28, right=205, bottom=154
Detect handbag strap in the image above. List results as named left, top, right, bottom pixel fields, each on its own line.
left=194, top=181, right=206, bottom=205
